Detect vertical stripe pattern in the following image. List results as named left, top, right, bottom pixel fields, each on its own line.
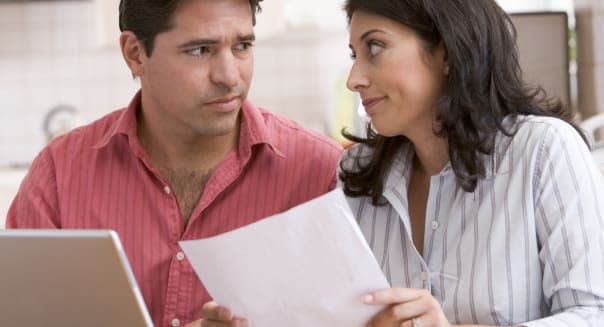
left=339, top=115, right=604, bottom=326
left=7, top=93, right=343, bottom=327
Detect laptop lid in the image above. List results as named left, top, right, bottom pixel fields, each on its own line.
left=0, top=229, right=153, bottom=327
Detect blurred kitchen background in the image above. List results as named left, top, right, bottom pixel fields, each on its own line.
left=1, top=0, right=604, bottom=225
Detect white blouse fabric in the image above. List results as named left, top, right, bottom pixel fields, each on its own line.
left=338, top=115, right=604, bottom=326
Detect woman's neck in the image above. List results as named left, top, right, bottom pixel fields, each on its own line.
left=410, top=133, right=449, bottom=177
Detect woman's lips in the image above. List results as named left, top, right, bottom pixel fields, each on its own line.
left=362, top=97, right=386, bottom=111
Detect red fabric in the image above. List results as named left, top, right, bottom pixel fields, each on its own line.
left=7, top=91, right=342, bottom=326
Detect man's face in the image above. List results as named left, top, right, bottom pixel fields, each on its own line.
left=139, top=0, right=255, bottom=139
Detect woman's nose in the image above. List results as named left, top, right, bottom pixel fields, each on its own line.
left=346, top=62, right=370, bottom=92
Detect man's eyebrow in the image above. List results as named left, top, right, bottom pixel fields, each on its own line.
left=178, top=38, right=219, bottom=49
left=238, top=33, right=256, bottom=42
left=177, top=33, right=256, bottom=49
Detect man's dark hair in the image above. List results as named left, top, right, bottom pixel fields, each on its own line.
left=340, top=0, right=588, bottom=205
left=119, top=0, right=262, bottom=57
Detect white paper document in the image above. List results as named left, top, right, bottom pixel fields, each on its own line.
left=179, top=189, right=390, bottom=327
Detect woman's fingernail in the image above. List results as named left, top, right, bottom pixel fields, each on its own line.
left=363, top=294, right=374, bottom=303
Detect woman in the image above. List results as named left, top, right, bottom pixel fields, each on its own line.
left=339, top=0, right=604, bottom=326
left=198, top=0, right=604, bottom=326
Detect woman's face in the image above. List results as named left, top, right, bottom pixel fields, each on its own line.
left=347, top=11, right=448, bottom=138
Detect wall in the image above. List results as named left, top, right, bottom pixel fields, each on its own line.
left=0, top=1, right=139, bottom=168
left=0, top=1, right=351, bottom=169
left=1, top=0, right=591, bottom=169
left=2, top=0, right=598, bottom=226
left=497, top=0, right=574, bottom=13
left=250, top=28, right=350, bottom=135
left=0, top=0, right=353, bottom=226
left=574, top=0, right=604, bottom=118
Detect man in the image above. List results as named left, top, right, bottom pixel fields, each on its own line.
left=6, top=0, right=342, bottom=326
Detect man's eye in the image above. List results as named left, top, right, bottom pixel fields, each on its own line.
left=235, top=42, right=254, bottom=51
left=188, top=47, right=209, bottom=56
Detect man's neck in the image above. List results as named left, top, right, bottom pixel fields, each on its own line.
left=136, top=111, right=240, bottom=173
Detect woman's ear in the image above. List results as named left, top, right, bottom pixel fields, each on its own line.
left=120, top=31, right=146, bottom=78
left=438, top=41, right=449, bottom=76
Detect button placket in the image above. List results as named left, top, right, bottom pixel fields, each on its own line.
left=420, top=270, right=431, bottom=289
left=420, top=271, right=429, bottom=281
left=431, top=220, right=440, bottom=230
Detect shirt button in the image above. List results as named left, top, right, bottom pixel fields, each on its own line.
left=431, top=221, right=440, bottom=230
left=171, top=318, right=180, bottom=327
left=164, top=186, right=171, bottom=195
left=176, top=251, right=185, bottom=261
left=420, top=271, right=429, bottom=281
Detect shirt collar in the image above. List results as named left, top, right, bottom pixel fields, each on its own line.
left=383, top=142, right=415, bottom=193
left=92, top=90, right=141, bottom=149
left=366, top=121, right=518, bottom=200
left=383, top=142, right=456, bottom=194
left=238, top=100, right=285, bottom=158
left=92, top=90, right=284, bottom=158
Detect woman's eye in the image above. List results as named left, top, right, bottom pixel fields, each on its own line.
left=369, top=42, right=383, bottom=56
left=368, top=42, right=383, bottom=56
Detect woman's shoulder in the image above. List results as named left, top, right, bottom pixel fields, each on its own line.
left=507, top=115, right=591, bottom=171
left=511, top=115, right=583, bottom=146
left=489, top=115, right=587, bottom=175
left=514, top=115, right=577, bottom=134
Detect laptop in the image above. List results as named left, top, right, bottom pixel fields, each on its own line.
left=0, top=229, right=154, bottom=327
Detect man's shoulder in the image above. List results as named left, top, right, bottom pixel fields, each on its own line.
left=255, top=107, right=342, bottom=152
left=46, top=108, right=127, bottom=154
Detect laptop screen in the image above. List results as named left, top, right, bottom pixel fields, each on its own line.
left=0, top=229, right=153, bottom=327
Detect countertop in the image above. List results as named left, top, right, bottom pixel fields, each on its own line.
left=0, top=168, right=28, bottom=228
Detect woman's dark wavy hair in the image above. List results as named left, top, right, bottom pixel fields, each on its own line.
left=340, top=0, right=588, bottom=205
left=119, top=0, right=263, bottom=57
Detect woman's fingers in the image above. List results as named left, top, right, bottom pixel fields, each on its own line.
left=364, top=288, right=427, bottom=305
left=397, top=314, right=434, bottom=327
left=366, top=297, right=428, bottom=327
left=364, top=288, right=450, bottom=327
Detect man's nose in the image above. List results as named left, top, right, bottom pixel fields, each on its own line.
left=210, top=52, right=239, bottom=89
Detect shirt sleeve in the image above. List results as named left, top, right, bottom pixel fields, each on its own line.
left=524, top=121, right=604, bottom=326
left=320, top=140, right=344, bottom=192
left=6, top=148, right=61, bottom=229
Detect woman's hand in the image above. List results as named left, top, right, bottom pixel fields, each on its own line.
left=184, top=301, right=250, bottom=327
left=364, top=288, right=451, bottom=327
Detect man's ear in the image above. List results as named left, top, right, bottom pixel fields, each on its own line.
left=120, top=31, right=146, bottom=78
